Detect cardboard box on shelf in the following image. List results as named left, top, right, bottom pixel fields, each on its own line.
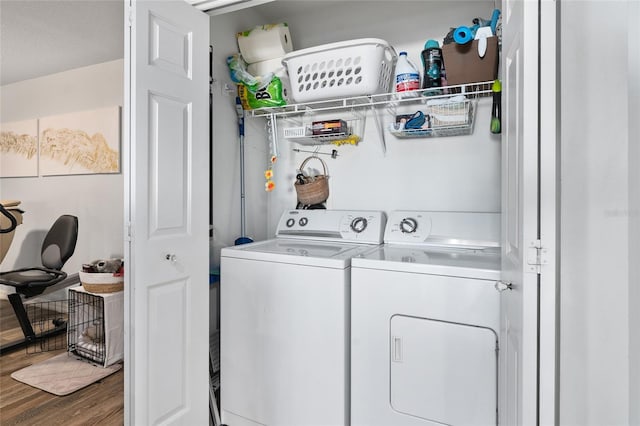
left=442, top=36, right=499, bottom=85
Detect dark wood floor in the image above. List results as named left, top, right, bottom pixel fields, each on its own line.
left=0, top=299, right=124, bottom=425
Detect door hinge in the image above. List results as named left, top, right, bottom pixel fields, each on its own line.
left=127, top=5, right=133, bottom=27
left=526, top=239, right=548, bottom=273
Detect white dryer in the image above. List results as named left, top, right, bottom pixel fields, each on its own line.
left=220, top=209, right=386, bottom=426
left=351, top=211, right=501, bottom=426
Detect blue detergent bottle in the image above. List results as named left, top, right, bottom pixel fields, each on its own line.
left=421, top=39, right=443, bottom=92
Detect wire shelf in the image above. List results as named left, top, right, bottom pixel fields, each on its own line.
left=249, top=81, right=493, bottom=118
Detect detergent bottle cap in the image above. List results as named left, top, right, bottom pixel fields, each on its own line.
left=424, top=39, right=439, bottom=49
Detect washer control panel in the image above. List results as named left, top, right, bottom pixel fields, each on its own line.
left=276, top=210, right=386, bottom=244
left=385, top=211, right=432, bottom=244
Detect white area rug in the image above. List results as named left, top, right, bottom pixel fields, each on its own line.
left=11, top=352, right=122, bottom=396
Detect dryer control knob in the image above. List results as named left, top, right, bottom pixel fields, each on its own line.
left=350, top=217, right=368, bottom=233
left=299, top=217, right=308, bottom=227
left=400, top=217, right=418, bottom=233
left=286, top=218, right=295, bottom=227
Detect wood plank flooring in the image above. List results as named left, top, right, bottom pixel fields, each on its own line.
left=0, top=299, right=124, bottom=425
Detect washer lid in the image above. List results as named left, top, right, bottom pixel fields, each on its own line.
left=221, top=238, right=380, bottom=268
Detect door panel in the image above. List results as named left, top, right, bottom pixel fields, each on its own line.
left=125, top=1, right=209, bottom=424
left=149, top=93, right=189, bottom=235
left=147, top=278, right=188, bottom=423
left=149, top=13, right=193, bottom=78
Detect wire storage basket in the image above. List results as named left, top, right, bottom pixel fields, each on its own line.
left=388, top=98, right=476, bottom=138
left=283, top=38, right=397, bottom=103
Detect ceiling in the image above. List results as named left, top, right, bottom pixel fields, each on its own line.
left=0, top=0, right=124, bottom=86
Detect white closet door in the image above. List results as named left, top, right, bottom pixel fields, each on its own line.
left=500, top=0, right=544, bottom=425
left=124, top=1, right=210, bottom=424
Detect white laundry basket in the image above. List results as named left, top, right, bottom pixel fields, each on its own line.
left=283, top=38, right=397, bottom=103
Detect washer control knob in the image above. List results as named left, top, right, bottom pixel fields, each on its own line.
left=286, top=218, right=295, bottom=227
left=350, top=217, right=368, bottom=233
left=400, top=217, right=418, bottom=233
left=299, top=217, right=308, bottom=227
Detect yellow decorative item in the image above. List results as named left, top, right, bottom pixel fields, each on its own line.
left=265, top=181, right=276, bottom=192
left=264, top=169, right=273, bottom=180
left=331, top=135, right=361, bottom=146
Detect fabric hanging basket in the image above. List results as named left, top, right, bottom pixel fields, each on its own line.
left=294, top=156, right=330, bottom=205
left=79, top=271, right=124, bottom=294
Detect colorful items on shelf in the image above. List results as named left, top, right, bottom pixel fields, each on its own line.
left=230, top=23, right=293, bottom=110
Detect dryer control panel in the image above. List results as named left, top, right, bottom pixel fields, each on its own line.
left=276, top=210, right=386, bottom=244
left=385, top=211, right=501, bottom=248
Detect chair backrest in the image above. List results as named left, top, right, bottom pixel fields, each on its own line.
left=41, top=215, right=78, bottom=270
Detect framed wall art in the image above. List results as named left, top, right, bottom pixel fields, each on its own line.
left=39, top=106, right=121, bottom=176
left=0, top=119, right=39, bottom=178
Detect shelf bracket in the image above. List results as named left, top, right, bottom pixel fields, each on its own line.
left=369, top=99, right=386, bottom=155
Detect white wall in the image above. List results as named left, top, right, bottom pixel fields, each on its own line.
left=0, top=59, right=124, bottom=296
left=210, top=6, right=274, bottom=268
left=560, top=1, right=637, bottom=424
left=209, top=0, right=499, bottom=266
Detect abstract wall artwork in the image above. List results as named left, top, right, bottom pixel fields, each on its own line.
left=0, top=119, right=39, bottom=177
left=38, top=106, right=120, bottom=176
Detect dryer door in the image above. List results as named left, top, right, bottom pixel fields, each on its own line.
left=390, top=315, right=498, bottom=425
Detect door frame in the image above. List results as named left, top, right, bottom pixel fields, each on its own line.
left=538, top=0, right=559, bottom=424
left=122, top=0, right=561, bottom=423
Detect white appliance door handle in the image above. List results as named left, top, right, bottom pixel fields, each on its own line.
left=494, top=281, right=513, bottom=292
left=392, top=336, right=403, bottom=362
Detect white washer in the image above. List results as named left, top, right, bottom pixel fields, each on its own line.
left=351, top=211, right=502, bottom=426
left=221, top=209, right=386, bottom=426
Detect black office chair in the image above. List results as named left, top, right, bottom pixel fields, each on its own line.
left=0, top=214, right=78, bottom=354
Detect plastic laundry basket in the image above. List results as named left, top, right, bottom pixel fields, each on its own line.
left=282, top=38, right=397, bottom=103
